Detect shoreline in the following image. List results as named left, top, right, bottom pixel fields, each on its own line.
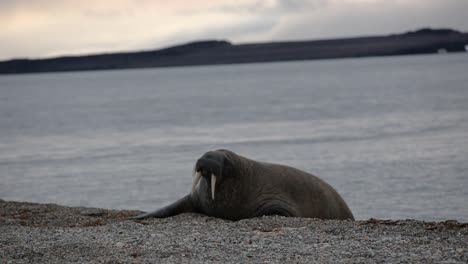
left=1, top=28, right=467, bottom=74
left=1, top=199, right=467, bottom=263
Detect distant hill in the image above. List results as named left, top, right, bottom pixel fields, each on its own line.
left=1, top=28, right=467, bottom=74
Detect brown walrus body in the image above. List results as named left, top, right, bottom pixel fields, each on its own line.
left=135, top=149, right=354, bottom=220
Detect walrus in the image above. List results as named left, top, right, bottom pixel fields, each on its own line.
left=135, top=149, right=354, bottom=220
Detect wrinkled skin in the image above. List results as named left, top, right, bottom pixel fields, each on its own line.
left=135, top=149, right=354, bottom=221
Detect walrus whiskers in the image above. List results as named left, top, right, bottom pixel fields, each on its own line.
left=211, top=173, right=216, bottom=200
left=192, top=171, right=202, bottom=194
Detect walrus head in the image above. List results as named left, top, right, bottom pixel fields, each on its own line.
left=191, top=150, right=233, bottom=200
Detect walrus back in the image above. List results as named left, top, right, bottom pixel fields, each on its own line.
left=257, top=162, right=354, bottom=220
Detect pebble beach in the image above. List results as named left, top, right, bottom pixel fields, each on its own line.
left=1, top=199, right=467, bottom=263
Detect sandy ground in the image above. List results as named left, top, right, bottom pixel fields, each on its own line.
left=0, top=199, right=467, bottom=263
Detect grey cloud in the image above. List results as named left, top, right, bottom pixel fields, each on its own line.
left=0, top=0, right=64, bottom=12
left=0, top=0, right=25, bottom=9
left=81, top=8, right=130, bottom=19
left=179, top=0, right=327, bottom=15
left=173, top=0, right=329, bottom=45
left=267, top=0, right=468, bottom=41
left=276, top=0, right=328, bottom=11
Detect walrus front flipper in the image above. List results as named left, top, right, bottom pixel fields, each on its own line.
left=134, top=194, right=197, bottom=219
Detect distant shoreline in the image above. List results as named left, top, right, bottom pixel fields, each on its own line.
left=1, top=28, right=468, bottom=75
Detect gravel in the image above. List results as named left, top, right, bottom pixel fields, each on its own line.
left=1, top=199, right=467, bottom=263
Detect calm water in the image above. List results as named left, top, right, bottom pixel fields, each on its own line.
left=1, top=54, right=467, bottom=221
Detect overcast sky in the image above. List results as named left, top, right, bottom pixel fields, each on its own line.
left=1, top=0, right=467, bottom=60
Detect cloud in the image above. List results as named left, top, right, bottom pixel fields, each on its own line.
left=269, top=0, right=468, bottom=40
left=0, top=1, right=217, bottom=59
left=194, top=0, right=327, bottom=15
left=172, top=0, right=329, bottom=44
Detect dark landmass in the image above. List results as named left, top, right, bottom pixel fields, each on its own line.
left=1, top=28, right=468, bottom=74
left=0, top=200, right=467, bottom=263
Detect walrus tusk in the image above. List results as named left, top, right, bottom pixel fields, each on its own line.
left=211, top=173, right=216, bottom=200
left=192, top=171, right=202, bottom=194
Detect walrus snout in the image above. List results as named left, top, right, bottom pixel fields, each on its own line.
left=192, top=153, right=225, bottom=200
left=195, top=158, right=222, bottom=177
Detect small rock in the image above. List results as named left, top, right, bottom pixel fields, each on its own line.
left=367, top=249, right=375, bottom=258
left=115, top=242, right=125, bottom=248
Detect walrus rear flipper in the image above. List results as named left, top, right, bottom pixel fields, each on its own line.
left=133, top=194, right=197, bottom=219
